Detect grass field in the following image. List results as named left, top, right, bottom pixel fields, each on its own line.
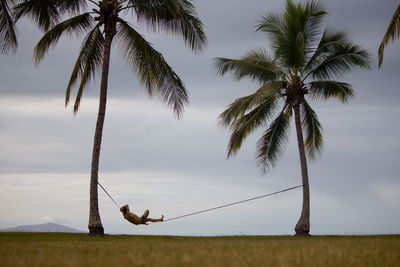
left=0, top=233, right=399, bottom=266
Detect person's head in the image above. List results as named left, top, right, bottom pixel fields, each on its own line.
left=120, top=204, right=130, bottom=214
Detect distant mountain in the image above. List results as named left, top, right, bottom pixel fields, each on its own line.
left=0, top=223, right=85, bottom=233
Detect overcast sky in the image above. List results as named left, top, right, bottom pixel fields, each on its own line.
left=0, top=0, right=399, bottom=236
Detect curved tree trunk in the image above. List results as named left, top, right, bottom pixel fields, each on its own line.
left=88, top=22, right=115, bottom=236
left=293, top=103, right=310, bottom=236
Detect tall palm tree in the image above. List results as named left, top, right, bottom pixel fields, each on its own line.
left=379, top=4, right=400, bottom=67
left=0, top=0, right=18, bottom=53
left=216, top=0, right=369, bottom=236
left=17, top=0, right=206, bottom=236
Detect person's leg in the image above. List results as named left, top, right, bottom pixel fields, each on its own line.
left=142, top=209, right=149, bottom=219
left=146, top=215, right=164, bottom=222
left=140, top=210, right=150, bottom=224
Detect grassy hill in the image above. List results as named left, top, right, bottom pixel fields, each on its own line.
left=0, top=233, right=399, bottom=266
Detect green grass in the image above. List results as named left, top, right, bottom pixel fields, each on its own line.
left=0, top=233, right=399, bottom=266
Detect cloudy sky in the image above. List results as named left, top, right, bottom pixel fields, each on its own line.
left=0, top=0, right=399, bottom=235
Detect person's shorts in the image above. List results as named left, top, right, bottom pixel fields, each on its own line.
left=141, top=215, right=146, bottom=224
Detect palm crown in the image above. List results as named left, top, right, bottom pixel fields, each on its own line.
left=15, top=0, right=206, bottom=116
left=216, top=0, right=370, bottom=174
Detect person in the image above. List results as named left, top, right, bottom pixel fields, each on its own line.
left=120, top=204, right=164, bottom=225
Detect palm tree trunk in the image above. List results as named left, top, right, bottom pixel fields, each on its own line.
left=88, top=22, right=115, bottom=236
left=293, top=103, right=310, bottom=236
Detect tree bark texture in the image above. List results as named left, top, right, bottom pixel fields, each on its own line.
left=293, top=103, right=311, bottom=236
left=88, top=22, right=115, bottom=236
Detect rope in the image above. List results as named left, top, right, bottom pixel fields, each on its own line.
left=163, top=184, right=304, bottom=222
left=95, top=180, right=121, bottom=209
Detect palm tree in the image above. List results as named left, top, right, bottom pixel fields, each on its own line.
left=0, top=0, right=18, bottom=53
left=216, top=0, right=369, bottom=236
left=17, top=0, right=206, bottom=236
left=379, top=4, right=400, bottom=67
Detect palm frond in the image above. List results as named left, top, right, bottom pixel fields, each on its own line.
left=116, top=19, right=188, bottom=117
left=57, top=0, right=87, bottom=14
left=13, top=0, right=61, bottom=31
left=131, top=0, right=207, bottom=52
left=0, top=0, right=18, bottom=53
left=302, top=29, right=347, bottom=77
left=304, top=40, right=370, bottom=81
left=172, top=0, right=207, bottom=52
left=257, top=0, right=327, bottom=69
left=302, top=1, right=327, bottom=61
left=129, top=0, right=179, bottom=19
left=256, top=9, right=284, bottom=45
left=308, top=80, right=354, bottom=103
left=301, top=100, right=323, bottom=160
left=379, top=4, right=400, bottom=67
left=33, top=13, right=94, bottom=63
left=13, top=0, right=87, bottom=31
left=218, top=81, right=285, bottom=128
left=256, top=105, right=291, bottom=174
left=216, top=49, right=285, bottom=83
left=256, top=12, right=288, bottom=61
left=226, top=94, right=281, bottom=158
left=64, top=25, right=104, bottom=113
